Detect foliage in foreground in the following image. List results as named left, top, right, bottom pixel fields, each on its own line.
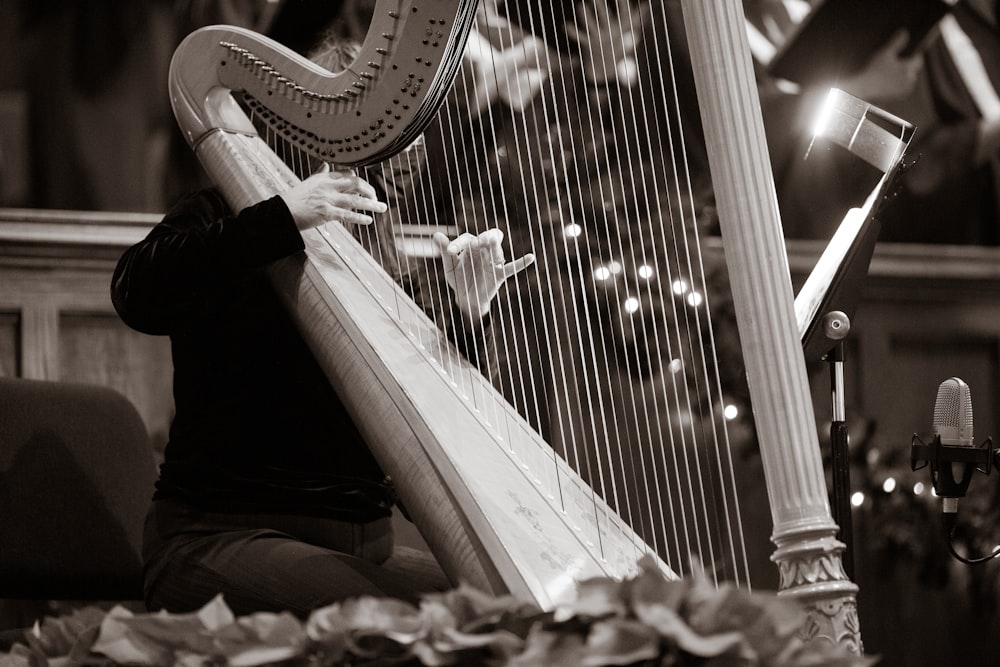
left=0, top=556, right=876, bottom=667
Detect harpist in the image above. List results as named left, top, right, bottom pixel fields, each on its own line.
left=111, top=109, right=534, bottom=616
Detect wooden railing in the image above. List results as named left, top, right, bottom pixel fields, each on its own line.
left=4, top=206, right=1000, bottom=463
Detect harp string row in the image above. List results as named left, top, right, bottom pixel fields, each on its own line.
left=252, top=107, right=658, bottom=574
left=247, top=1, right=750, bottom=587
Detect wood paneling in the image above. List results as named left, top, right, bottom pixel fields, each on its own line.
left=0, top=208, right=171, bottom=455
left=0, top=312, right=19, bottom=378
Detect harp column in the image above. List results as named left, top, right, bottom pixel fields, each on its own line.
left=681, top=0, right=862, bottom=654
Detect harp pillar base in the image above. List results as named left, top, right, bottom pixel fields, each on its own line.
left=772, top=531, right=863, bottom=655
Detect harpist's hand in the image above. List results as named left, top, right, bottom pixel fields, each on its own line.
left=433, top=229, right=535, bottom=321
left=279, top=163, right=388, bottom=231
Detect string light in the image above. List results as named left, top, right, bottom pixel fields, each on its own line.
left=882, top=477, right=896, bottom=493
left=593, top=261, right=625, bottom=282
left=623, top=297, right=640, bottom=314
left=563, top=223, right=583, bottom=239
left=593, top=266, right=613, bottom=281
left=686, top=291, right=703, bottom=307
left=913, top=481, right=926, bottom=495
left=671, top=279, right=688, bottom=295
left=851, top=491, right=865, bottom=507
left=723, top=404, right=739, bottom=420
left=637, top=264, right=655, bottom=279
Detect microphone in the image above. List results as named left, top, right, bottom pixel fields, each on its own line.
left=912, top=377, right=1000, bottom=564
left=929, top=377, right=976, bottom=514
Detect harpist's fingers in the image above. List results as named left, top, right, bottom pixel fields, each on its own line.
left=502, top=253, right=535, bottom=280
left=346, top=193, right=388, bottom=214
left=329, top=171, right=380, bottom=201
left=446, top=233, right=478, bottom=256
left=477, top=229, right=506, bottom=264
left=432, top=232, right=450, bottom=253
left=336, top=209, right=375, bottom=226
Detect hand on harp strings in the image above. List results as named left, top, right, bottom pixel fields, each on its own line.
left=433, top=229, right=536, bottom=322
left=278, top=163, right=388, bottom=230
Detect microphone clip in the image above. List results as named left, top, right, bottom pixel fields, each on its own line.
left=911, top=434, right=994, bottom=498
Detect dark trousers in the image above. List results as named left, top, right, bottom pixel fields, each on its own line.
left=142, top=498, right=450, bottom=618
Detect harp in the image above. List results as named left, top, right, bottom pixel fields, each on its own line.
left=168, top=0, right=865, bottom=651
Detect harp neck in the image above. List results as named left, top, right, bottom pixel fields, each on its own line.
left=168, top=0, right=478, bottom=167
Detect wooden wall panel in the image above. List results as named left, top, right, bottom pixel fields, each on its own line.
left=0, top=209, right=172, bottom=455
left=0, top=311, right=19, bottom=378
left=59, top=313, right=174, bottom=456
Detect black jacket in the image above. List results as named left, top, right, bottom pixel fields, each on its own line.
left=112, top=188, right=493, bottom=521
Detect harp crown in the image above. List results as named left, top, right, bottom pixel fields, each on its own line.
left=168, top=0, right=479, bottom=166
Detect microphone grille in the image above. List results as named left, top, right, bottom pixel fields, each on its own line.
left=933, top=377, right=973, bottom=441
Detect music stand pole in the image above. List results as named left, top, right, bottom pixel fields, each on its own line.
left=823, top=318, right=854, bottom=581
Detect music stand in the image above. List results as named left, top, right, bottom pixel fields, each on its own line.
left=793, top=89, right=914, bottom=579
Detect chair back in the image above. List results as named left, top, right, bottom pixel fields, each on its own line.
left=0, top=377, right=156, bottom=600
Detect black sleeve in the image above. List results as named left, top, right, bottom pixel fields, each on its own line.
left=110, top=189, right=305, bottom=335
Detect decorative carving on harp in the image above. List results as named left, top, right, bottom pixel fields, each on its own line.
left=168, top=0, right=885, bottom=652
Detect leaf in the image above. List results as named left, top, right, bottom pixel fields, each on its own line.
left=552, top=576, right=628, bottom=622
left=27, top=607, right=106, bottom=659
left=686, top=585, right=804, bottom=662
left=340, top=596, right=424, bottom=645
left=310, top=596, right=429, bottom=663
left=580, top=619, right=660, bottom=667
left=90, top=595, right=304, bottom=666
left=214, top=611, right=307, bottom=667
left=0, top=642, right=43, bottom=667
left=633, top=599, right=745, bottom=658
left=629, top=556, right=689, bottom=614
left=425, top=583, right=539, bottom=631
left=506, top=626, right=591, bottom=667
left=92, top=605, right=191, bottom=665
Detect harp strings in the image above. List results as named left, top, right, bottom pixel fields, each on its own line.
left=517, top=2, right=642, bottom=560
left=564, top=0, right=669, bottom=558
left=484, top=6, right=613, bottom=533
left=247, top=0, right=750, bottom=587
left=478, top=0, right=749, bottom=586
left=640, top=0, right=751, bottom=586
left=564, top=1, right=685, bottom=570
left=441, top=1, right=680, bottom=570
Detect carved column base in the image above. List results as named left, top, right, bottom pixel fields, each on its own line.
left=772, top=531, right=863, bottom=655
